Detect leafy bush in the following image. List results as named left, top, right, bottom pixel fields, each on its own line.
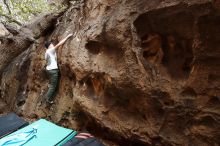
left=0, top=0, right=65, bottom=26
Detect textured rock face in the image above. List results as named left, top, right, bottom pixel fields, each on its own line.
left=1, top=0, right=220, bottom=145
left=0, top=23, right=9, bottom=37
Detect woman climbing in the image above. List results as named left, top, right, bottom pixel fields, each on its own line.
left=44, top=33, right=73, bottom=104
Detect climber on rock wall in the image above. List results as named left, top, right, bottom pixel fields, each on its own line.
left=44, top=33, right=73, bottom=104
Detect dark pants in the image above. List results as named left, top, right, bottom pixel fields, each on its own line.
left=45, top=69, right=59, bottom=102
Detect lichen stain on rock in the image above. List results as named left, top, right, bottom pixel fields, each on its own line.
left=1, top=0, right=220, bottom=145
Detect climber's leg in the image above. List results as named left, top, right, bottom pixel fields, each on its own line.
left=45, top=69, right=59, bottom=103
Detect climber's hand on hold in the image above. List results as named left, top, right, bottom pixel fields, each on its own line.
left=67, top=33, right=73, bottom=38
left=54, top=33, right=73, bottom=49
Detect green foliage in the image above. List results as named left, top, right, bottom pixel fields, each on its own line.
left=0, top=0, right=65, bottom=26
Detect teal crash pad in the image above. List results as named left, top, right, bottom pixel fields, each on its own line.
left=0, top=119, right=77, bottom=146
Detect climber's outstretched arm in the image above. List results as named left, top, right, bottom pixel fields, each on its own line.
left=54, top=33, right=73, bottom=49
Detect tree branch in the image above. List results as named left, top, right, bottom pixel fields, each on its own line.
left=0, top=13, right=22, bottom=26
left=1, top=21, right=19, bottom=35
left=3, top=0, right=12, bottom=14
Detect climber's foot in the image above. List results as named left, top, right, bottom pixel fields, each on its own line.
left=46, top=99, right=54, bottom=105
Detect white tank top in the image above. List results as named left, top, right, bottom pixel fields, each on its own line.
left=45, top=47, right=58, bottom=70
